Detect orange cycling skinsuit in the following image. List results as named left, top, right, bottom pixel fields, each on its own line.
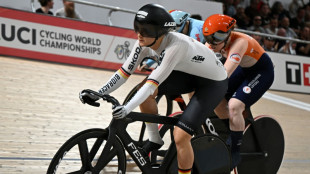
left=202, top=14, right=274, bottom=170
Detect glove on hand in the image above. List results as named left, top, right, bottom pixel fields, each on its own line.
left=112, top=105, right=128, bottom=119
left=79, top=91, right=100, bottom=107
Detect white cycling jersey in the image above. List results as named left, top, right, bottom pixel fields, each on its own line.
left=100, top=32, right=227, bottom=113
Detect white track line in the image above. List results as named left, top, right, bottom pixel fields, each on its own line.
left=263, top=92, right=310, bottom=112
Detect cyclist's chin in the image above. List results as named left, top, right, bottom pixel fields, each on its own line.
left=139, top=41, right=147, bottom=47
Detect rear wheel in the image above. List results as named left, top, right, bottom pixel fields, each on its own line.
left=47, top=128, right=126, bottom=174
left=237, top=116, right=285, bottom=174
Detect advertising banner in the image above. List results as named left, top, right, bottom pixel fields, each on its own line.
left=0, top=7, right=137, bottom=70
left=268, top=52, right=310, bottom=94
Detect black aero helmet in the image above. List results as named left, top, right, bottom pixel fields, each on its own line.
left=134, top=4, right=176, bottom=38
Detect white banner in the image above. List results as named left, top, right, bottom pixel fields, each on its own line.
left=268, top=52, right=310, bottom=94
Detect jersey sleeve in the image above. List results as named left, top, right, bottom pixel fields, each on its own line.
left=99, top=40, right=149, bottom=94
left=124, top=40, right=186, bottom=113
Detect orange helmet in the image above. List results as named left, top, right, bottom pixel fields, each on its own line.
left=202, top=14, right=236, bottom=44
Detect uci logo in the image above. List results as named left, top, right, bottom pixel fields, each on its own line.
left=1, top=24, right=36, bottom=45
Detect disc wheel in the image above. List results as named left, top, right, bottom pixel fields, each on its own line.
left=237, top=116, right=285, bottom=174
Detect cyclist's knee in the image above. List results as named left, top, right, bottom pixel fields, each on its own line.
left=228, top=99, right=245, bottom=118
left=173, top=127, right=191, bottom=146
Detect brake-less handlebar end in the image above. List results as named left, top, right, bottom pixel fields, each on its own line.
left=82, top=89, right=120, bottom=108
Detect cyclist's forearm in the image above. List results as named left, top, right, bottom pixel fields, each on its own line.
left=99, top=68, right=130, bottom=94
left=124, top=81, right=157, bottom=113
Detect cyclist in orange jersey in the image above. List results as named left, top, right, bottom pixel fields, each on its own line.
left=203, top=14, right=274, bottom=170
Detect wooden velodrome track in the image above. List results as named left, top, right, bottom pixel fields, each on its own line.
left=0, top=55, right=310, bottom=174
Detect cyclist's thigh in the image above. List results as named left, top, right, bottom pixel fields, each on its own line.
left=225, top=66, right=245, bottom=100
left=177, top=78, right=228, bottom=135
left=157, top=71, right=194, bottom=95
left=232, top=56, right=274, bottom=107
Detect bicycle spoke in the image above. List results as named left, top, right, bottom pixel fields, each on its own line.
left=89, top=137, right=105, bottom=160
left=95, top=145, right=118, bottom=169
left=78, top=140, right=91, bottom=171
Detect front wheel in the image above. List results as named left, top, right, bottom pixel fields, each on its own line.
left=237, top=116, right=285, bottom=174
left=47, top=128, right=126, bottom=174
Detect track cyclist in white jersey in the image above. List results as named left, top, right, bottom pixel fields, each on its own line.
left=137, top=10, right=210, bottom=153
left=80, top=4, right=228, bottom=174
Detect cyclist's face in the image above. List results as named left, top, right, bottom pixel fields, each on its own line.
left=137, top=33, right=156, bottom=47
left=210, top=42, right=225, bottom=52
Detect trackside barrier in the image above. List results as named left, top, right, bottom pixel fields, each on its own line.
left=0, top=7, right=309, bottom=93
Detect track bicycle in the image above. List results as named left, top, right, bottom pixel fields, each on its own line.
left=47, top=89, right=232, bottom=174
left=124, top=84, right=285, bottom=174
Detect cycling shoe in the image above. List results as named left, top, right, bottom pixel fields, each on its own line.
left=142, top=140, right=164, bottom=155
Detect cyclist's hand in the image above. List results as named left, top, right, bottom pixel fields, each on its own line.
left=112, top=105, right=128, bottom=119
left=137, top=64, right=150, bottom=72
left=79, top=90, right=100, bottom=107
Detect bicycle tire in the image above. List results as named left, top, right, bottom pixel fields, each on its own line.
left=123, top=83, right=173, bottom=116
left=237, top=116, right=285, bottom=174
left=47, top=128, right=126, bottom=174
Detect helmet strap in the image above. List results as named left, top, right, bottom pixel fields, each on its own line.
left=146, top=36, right=158, bottom=47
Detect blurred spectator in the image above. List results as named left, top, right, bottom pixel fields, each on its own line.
left=238, top=0, right=251, bottom=8
left=271, top=1, right=291, bottom=20
left=250, top=29, right=263, bottom=45
left=278, top=39, right=297, bottom=55
left=290, top=7, right=306, bottom=35
left=265, top=17, right=279, bottom=35
left=304, top=3, right=310, bottom=27
left=247, top=15, right=266, bottom=33
left=296, top=26, right=310, bottom=56
left=233, top=6, right=250, bottom=29
left=55, top=0, right=82, bottom=20
left=224, top=0, right=236, bottom=17
left=259, top=3, right=271, bottom=28
left=279, top=16, right=298, bottom=38
left=274, top=28, right=287, bottom=51
left=289, top=0, right=301, bottom=18
left=36, top=0, right=54, bottom=15
left=262, top=36, right=276, bottom=51
left=245, top=0, right=260, bottom=25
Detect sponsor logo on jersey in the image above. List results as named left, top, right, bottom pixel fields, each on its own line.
left=191, top=55, right=205, bottom=63
left=180, top=14, right=189, bottom=23
left=136, top=11, right=148, bottom=18
left=243, top=86, right=251, bottom=94
left=100, top=74, right=121, bottom=93
left=128, top=46, right=142, bottom=71
left=229, top=53, right=241, bottom=64
left=158, top=50, right=165, bottom=65
left=250, top=48, right=259, bottom=55
left=164, top=22, right=176, bottom=27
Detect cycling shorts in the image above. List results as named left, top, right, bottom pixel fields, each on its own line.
left=158, top=71, right=228, bottom=135
left=225, top=53, right=274, bottom=107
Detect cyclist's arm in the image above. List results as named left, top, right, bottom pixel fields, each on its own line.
left=124, top=43, right=183, bottom=113
left=224, top=38, right=248, bottom=77
left=99, top=41, right=146, bottom=94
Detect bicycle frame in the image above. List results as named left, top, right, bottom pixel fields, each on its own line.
left=97, top=112, right=179, bottom=173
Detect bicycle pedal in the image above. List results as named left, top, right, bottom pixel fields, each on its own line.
left=142, top=141, right=164, bottom=155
